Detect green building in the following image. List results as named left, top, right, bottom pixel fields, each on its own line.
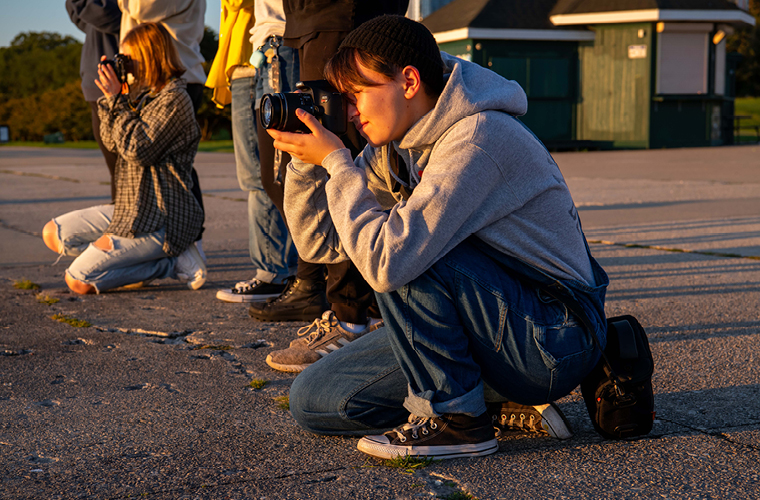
left=422, top=0, right=755, bottom=149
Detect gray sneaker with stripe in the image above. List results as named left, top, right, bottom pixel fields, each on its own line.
left=265, top=310, right=373, bottom=373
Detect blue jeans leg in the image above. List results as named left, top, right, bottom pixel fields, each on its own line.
left=377, top=240, right=600, bottom=418
left=54, top=205, right=176, bottom=292
left=231, top=75, right=296, bottom=284
left=289, top=327, right=409, bottom=436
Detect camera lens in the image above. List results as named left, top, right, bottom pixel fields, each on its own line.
left=260, top=93, right=285, bottom=130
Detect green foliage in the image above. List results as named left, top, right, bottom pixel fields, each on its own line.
left=439, top=493, right=477, bottom=500
left=13, top=279, right=40, bottom=290
left=248, top=378, right=269, bottom=389
left=274, top=395, right=290, bottom=410
left=36, top=294, right=60, bottom=306
left=727, top=0, right=760, bottom=97
left=51, top=314, right=91, bottom=328
left=0, top=32, right=82, bottom=104
left=0, top=27, right=232, bottom=142
left=382, top=454, right=435, bottom=473
left=197, top=26, right=232, bottom=141
left=0, top=80, right=92, bottom=141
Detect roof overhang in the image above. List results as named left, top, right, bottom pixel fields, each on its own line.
left=433, top=27, right=596, bottom=44
left=550, top=9, right=755, bottom=27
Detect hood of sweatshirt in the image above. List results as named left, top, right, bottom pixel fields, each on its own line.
left=399, top=52, right=528, bottom=152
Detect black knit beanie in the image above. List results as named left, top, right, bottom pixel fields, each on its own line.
left=339, top=15, right=444, bottom=92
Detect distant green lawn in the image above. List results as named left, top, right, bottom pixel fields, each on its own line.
left=735, top=97, right=760, bottom=144
left=0, top=140, right=234, bottom=153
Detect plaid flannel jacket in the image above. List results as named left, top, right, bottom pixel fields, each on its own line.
left=98, top=78, right=203, bottom=257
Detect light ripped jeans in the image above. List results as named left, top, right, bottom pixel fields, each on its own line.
left=51, top=204, right=176, bottom=293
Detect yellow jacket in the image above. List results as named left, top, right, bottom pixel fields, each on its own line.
left=205, top=0, right=256, bottom=107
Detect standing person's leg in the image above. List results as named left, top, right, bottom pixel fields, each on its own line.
left=355, top=240, right=600, bottom=459
left=248, top=40, right=330, bottom=321
left=258, top=31, right=377, bottom=367
left=89, top=102, right=119, bottom=202
left=184, top=83, right=206, bottom=246
left=216, top=71, right=297, bottom=303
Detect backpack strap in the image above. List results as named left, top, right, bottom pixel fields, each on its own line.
left=611, top=319, right=638, bottom=360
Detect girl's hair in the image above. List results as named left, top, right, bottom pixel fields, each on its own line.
left=121, top=23, right=185, bottom=90
left=325, top=47, right=442, bottom=98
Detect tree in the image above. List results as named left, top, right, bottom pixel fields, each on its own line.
left=196, top=26, right=232, bottom=140
left=0, top=32, right=82, bottom=104
left=727, top=0, right=760, bottom=96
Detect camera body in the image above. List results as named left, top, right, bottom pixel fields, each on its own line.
left=259, top=80, right=347, bottom=135
left=100, top=54, right=132, bottom=84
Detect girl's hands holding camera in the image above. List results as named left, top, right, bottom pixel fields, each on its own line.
left=95, top=55, right=126, bottom=98
left=268, top=109, right=346, bottom=167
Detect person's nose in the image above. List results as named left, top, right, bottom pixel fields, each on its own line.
left=347, top=102, right=359, bottom=120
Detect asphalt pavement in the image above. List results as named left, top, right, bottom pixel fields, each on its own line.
left=1, top=144, right=760, bottom=499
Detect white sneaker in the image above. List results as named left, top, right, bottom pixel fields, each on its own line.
left=175, top=244, right=207, bottom=290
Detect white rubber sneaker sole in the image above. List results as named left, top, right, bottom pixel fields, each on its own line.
left=216, top=289, right=283, bottom=303
left=265, top=354, right=311, bottom=373
left=357, top=435, right=498, bottom=460
left=534, top=403, right=573, bottom=440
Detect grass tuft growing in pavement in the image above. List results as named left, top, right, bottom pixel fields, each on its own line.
left=248, top=378, right=269, bottom=390
left=383, top=454, right=435, bottom=473
left=192, top=344, right=233, bottom=350
left=51, top=314, right=91, bottom=328
left=274, top=395, right=290, bottom=410
left=13, top=279, right=40, bottom=290
left=36, top=294, right=60, bottom=305
left=440, top=493, right=477, bottom=500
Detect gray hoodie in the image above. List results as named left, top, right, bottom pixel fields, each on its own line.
left=284, top=52, right=595, bottom=293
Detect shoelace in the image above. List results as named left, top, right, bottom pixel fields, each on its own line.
left=392, top=415, right=439, bottom=442
left=233, top=279, right=261, bottom=293
left=495, top=412, right=540, bottom=433
left=296, top=312, right=338, bottom=345
left=270, top=277, right=298, bottom=303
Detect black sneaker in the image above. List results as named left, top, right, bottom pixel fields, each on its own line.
left=488, top=402, right=573, bottom=440
left=357, top=412, right=498, bottom=460
left=248, top=277, right=329, bottom=322
left=216, top=279, right=287, bottom=303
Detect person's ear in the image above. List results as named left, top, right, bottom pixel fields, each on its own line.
left=401, top=66, right=422, bottom=100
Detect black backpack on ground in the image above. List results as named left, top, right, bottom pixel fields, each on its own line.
left=579, top=315, right=655, bottom=439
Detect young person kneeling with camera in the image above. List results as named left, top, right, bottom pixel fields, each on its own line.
left=41, top=22, right=206, bottom=294
left=267, top=15, right=609, bottom=459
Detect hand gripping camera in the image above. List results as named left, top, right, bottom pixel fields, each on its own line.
left=259, top=80, right=347, bottom=135
left=99, top=54, right=132, bottom=84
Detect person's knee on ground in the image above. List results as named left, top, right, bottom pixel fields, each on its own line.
left=42, top=220, right=63, bottom=254
left=65, top=272, right=96, bottom=295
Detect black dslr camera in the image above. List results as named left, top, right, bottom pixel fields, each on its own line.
left=100, top=54, right=132, bottom=84
left=259, top=80, right=347, bottom=135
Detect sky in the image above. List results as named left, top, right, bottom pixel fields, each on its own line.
left=0, top=0, right=222, bottom=48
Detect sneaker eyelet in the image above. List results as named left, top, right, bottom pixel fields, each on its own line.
left=421, top=428, right=429, bottom=435
left=430, top=422, right=438, bottom=430
left=411, top=432, right=418, bottom=439
left=399, top=435, right=407, bottom=443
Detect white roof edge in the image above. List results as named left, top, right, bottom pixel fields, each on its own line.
left=550, top=9, right=755, bottom=27
left=433, top=27, right=596, bottom=44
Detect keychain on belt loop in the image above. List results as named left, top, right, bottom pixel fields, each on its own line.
left=266, top=36, right=285, bottom=183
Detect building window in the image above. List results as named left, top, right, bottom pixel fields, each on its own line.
left=656, top=24, right=711, bottom=95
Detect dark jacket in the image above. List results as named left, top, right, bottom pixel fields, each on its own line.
left=283, top=0, right=409, bottom=41
left=66, top=0, right=121, bottom=101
